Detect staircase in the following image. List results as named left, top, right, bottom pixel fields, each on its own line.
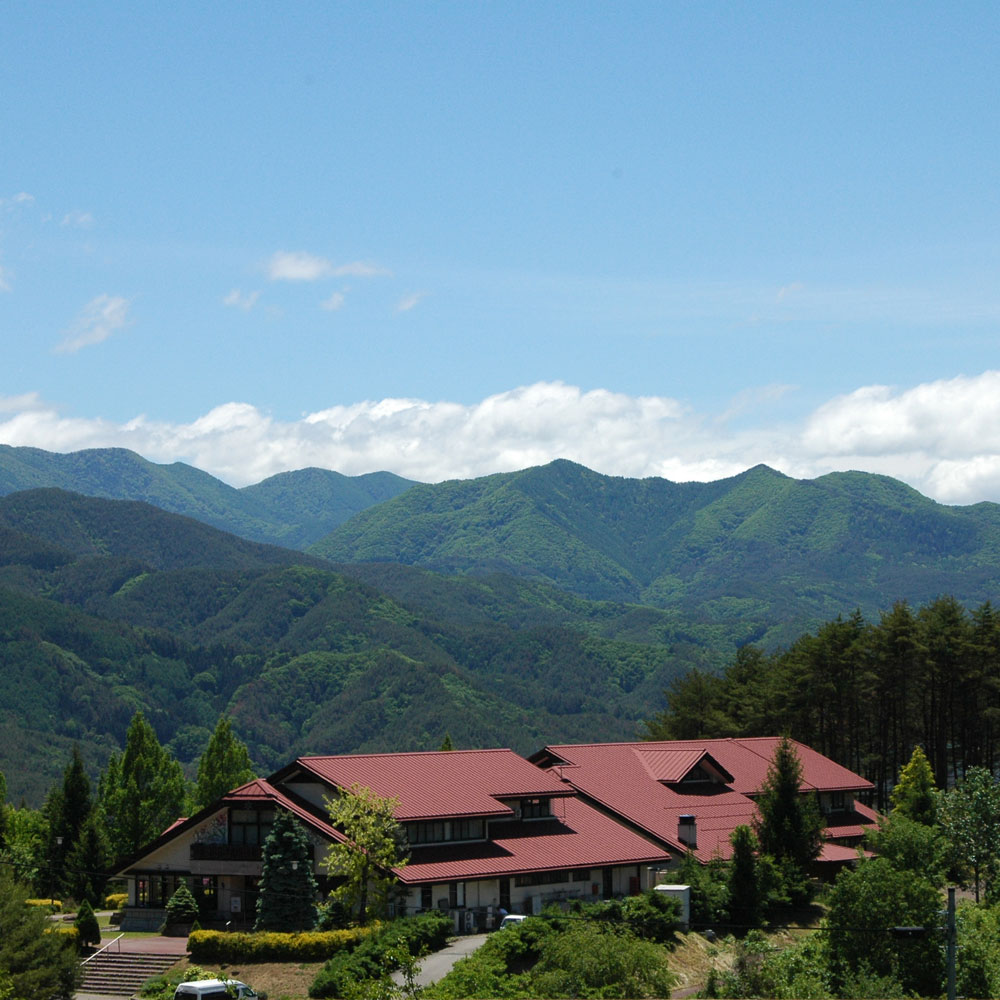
left=79, top=950, right=180, bottom=997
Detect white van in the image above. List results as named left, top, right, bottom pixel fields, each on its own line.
left=498, top=913, right=527, bottom=929
left=173, top=980, right=263, bottom=999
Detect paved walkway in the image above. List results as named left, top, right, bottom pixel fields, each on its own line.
left=395, top=932, right=490, bottom=987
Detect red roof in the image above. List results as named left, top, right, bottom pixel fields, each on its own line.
left=534, top=738, right=876, bottom=863
left=223, top=778, right=346, bottom=845
left=288, top=749, right=571, bottom=822
left=397, top=795, right=669, bottom=883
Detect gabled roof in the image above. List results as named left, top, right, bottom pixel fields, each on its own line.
left=532, top=738, right=875, bottom=863
left=112, top=777, right=345, bottom=877
left=278, top=749, right=571, bottom=822
left=396, top=796, right=669, bottom=884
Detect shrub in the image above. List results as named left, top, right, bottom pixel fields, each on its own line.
left=75, top=899, right=102, bottom=949
left=104, top=892, right=128, bottom=910
left=189, top=927, right=373, bottom=963
left=165, top=883, right=199, bottom=925
left=310, top=912, right=452, bottom=998
left=25, top=898, right=61, bottom=912
left=138, top=964, right=220, bottom=999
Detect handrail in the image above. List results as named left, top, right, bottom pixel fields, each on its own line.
left=80, top=932, right=125, bottom=965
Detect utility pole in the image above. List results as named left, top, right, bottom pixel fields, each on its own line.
left=946, top=886, right=956, bottom=1000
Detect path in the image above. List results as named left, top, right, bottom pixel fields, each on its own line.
left=395, top=932, right=490, bottom=987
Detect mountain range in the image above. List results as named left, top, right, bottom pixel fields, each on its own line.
left=4, top=445, right=1000, bottom=804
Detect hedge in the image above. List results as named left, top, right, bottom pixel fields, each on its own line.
left=188, top=927, right=374, bottom=963
left=105, top=892, right=128, bottom=910
left=310, top=912, right=453, bottom=998
left=26, top=898, right=62, bottom=912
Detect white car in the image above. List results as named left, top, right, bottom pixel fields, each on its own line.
left=498, top=913, right=527, bottom=929
left=173, top=979, right=263, bottom=999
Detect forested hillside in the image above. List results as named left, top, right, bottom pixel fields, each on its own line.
left=313, top=459, right=1000, bottom=645
left=0, top=444, right=414, bottom=547
left=0, top=490, right=696, bottom=803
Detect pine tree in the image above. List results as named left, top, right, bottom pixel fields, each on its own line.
left=194, top=717, right=255, bottom=810
left=727, top=825, right=763, bottom=934
left=66, top=815, right=110, bottom=906
left=100, top=711, right=187, bottom=861
left=890, top=746, right=938, bottom=825
left=439, top=733, right=454, bottom=751
left=255, top=810, right=318, bottom=931
left=74, top=898, right=101, bottom=949
left=165, top=882, right=200, bottom=925
left=752, top=736, right=825, bottom=874
left=43, top=746, right=93, bottom=898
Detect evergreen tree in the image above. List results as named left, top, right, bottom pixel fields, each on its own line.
left=0, top=769, right=7, bottom=849
left=100, top=711, right=187, bottom=861
left=438, top=733, right=454, bottom=751
left=752, top=737, right=824, bottom=890
left=0, top=868, right=78, bottom=999
left=325, top=783, right=408, bottom=925
left=45, top=746, right=93, bottom=897
left=727, top=825, right=763, bottom=935
left=66, top=814, right=110, bottom=906
left=890, top=745, right=937, bottom=825
left=74, top=898, right=101, bottom=949
left=194, top=716, right=255, bottom=810
left=165, top=882, right=200, bottom=925
left=255, top=810, right=318, bottom=931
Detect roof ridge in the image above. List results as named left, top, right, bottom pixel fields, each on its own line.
left=299, top=748, right=514, bottom=762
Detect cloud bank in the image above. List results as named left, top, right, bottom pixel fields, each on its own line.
left=2, top=375, right=1000, bottom=504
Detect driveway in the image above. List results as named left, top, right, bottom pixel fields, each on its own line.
left=395, top=932, right=490, bottom=987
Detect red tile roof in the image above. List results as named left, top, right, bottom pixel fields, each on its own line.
left=397, top=795, right=669, bottom=884
left=534, top=738, right=876, bottom=863
left=289, top=749, right=571, bottom=822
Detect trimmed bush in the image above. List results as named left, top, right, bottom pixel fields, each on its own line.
left=105, top=892, right=128, bottom=910
left=75, top=899, right=102, bottom=948
left=26, top=898, right=61, bottom=912
left=188, top=926, right=373, bottom=963
left=165, top=883, right=199, bottom=925
left=310, top=912, right=452, bottom=998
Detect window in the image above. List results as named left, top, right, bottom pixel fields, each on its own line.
left=229, top=808, right=275, bottom=846
left=448, top=882, right=465, bottom=907
left=521, top=798, right=551, bottom=819
left=515, top=870, right=570, bottom=887
left=451, top=818, right=485, bottom=840
left=408, top=821, right=447, bottom=845
left=420, top=886, right=433, bottom=910
left=571, top=869, right=590, bottom=882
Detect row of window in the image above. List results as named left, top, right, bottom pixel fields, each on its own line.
left=407, top=818, right=486, bottom=844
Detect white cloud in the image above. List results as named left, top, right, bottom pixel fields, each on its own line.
left=61, top=210, right=94, bottom=228
left=6, top=374, right=1000, bottom=504
left=321, top=291, right=346, bottom=311
left=395, top=291, right=425, bottom=313
left=223, top=288, right=260, bottom=311
left=54, top=294, right=131, bottom=354
left=267, top=252, right=390, bottom=282
left=0, top=192, right=34, bottom=210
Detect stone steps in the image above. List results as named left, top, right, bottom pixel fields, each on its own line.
left=79, top=950, right=180, bottom=997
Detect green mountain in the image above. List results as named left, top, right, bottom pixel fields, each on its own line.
left=312, top=459, right=1000, bottom=643
left=0, top=445, right=414, bottom=548
left=0, top=490, right=692, bottom=804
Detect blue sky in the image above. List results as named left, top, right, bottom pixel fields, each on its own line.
left=3, top=3, right=1000, bottom=501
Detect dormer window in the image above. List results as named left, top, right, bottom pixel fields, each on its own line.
left=679, top=764, right=712, bottom=785
left=522, top=797, right=551, bottom=819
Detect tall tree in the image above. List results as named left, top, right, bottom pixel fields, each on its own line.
left=194, top=716, right=254, bottom=810
left=100, top=711, right=187, bottom=861
left=324, top=783, right=408, bottom=925
left=890, top=745, right=938, bottom=825
left=752, top=737, right=825, bottom=876
left=66, top=814, right=110, bottom=906
left=0, top=769, right=7, bottom=849
left=937, top=765, right=1000, bottom=902
left=44, top=746, right=93, bottom=896
left=255, top=810, right=318, bottom=931
left=727, top=825, right=763, bottom=935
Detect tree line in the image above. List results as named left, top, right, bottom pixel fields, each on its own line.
left=646, top=596, right=1000, bottom=806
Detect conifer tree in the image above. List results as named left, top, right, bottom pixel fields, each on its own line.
left=194, top=716, right=255, bottom=810
left=74, top=898, right=101, bottom=949
left=0, top=769, right=7, bottom=849
left=66, top=815, right=110, bottom=906
left=890, top=746, right=938, bottom=825
left=44, top=746, right=93, bottom=897
left=255, top=810, right=318, bottom=931
left=752, top=736, right=825, bottom=876
left=727, top=825, right=763, bottom=934
left=100, top=711, right=187, bottom=861
left=165, top=882, right=200, bottom=925
left=439, top=733, right=454, bottom=751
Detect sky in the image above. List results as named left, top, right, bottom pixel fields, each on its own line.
left=2, top=2, right=1000, bottom=502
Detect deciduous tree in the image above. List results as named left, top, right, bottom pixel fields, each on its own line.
left=194, top=716, right=254, bottom=810
left=325, top=784, right=408, bottom=925
left=890, top=745, right=938, bottom=825
left=938, top=765, right=1000, bottom=902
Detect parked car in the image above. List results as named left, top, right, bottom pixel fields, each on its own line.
left=173, top=979, right=264, bottom=999
left=498, top=913, right=527, bottom=929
